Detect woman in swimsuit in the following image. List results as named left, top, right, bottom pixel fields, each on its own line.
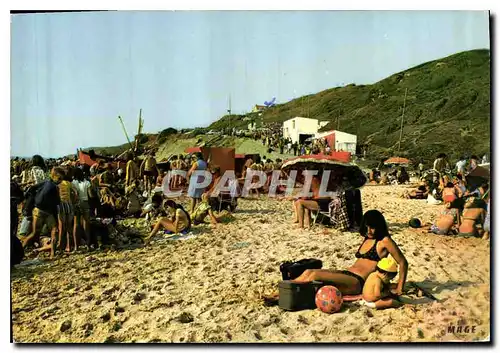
left=144, top=200, right=191, bottom=244
left=414, top=196, right=461, bottom=236
left=289, top=210, right=408, bottom=296
left=458, top=197, right=487, bottom=238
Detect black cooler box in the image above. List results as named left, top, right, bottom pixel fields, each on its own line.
left=278, top=280, right=325, bottom=311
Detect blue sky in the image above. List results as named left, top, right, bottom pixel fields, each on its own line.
left=11, top=10, right=490, bottom=157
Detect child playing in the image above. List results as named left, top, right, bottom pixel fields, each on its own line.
left=361, top=257, right=403, bottom=310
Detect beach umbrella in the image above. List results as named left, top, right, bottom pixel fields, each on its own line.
left=281, top=154, right=366, bottom=190
left=465, top=166, right=490, bottom=191
left=384, top=157, right=410, bottom=165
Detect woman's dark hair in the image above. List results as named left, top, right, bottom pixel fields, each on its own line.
left=31, top=155, right=46, bottom=171
left=470, top=155, right=478, bottom=160
left=73, top=167, right=85, bottom=182
left=446, top=182, right=454, bottom=188
left=437, top=153, right=447, bottom=159
left=359, top=210, right=390, bottom=240
left=195, top=152, right=204, bottom=160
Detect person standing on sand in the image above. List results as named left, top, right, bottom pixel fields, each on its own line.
left=125, top=153, right=139, bottom=187
left=72, top=168, right=92, bottom=249
left=20, top=168, right=61, bottom=259
left=187, top=153, right=208, bottom=214
left=270, top=210, right=408, bottom=297
left=140, top=152, right=159, bottom=195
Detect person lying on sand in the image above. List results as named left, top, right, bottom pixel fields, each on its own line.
left=458, top=197, right=487, bottom=238
left=361, top=257, right=403, bottom=310
left=271, top=210, right=408, bottom=297
left=191, top=193, right=233, bottom=225
left=413, top=198, right=461, bottom=236
left=144, top=200, right=191, bottom=244
left=402, top=182, right=430, bottom=199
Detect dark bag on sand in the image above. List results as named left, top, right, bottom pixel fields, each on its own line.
left=280, top=258, right=323, bottom=280
left=278, top=280, right=324, bottom=311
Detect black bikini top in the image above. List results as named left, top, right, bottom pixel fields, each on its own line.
left=355, top=239, right=382, bottom=262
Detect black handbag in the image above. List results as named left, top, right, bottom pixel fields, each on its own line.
left=279, top=258, right=323, bottom=280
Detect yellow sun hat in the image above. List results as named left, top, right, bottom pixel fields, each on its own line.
left=377, top=256, right=398, bottom=273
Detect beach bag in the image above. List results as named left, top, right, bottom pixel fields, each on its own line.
left=278, top=280, right=324, bottom=311
left=344, top=189, right=363, bottom=228
left=329, top=194, right=350, bottom=231
left=280, top=258, right=323, bottom=280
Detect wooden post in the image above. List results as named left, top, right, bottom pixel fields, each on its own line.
left=118, top=116, right=133, bottom=149
left=398, top=88, right=408, bottom=153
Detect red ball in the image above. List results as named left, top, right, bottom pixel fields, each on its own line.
left=315, top=285, right=343, bottom=314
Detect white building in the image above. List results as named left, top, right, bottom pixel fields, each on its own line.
left=315, top=130, right=357, bottom=154
left=283, top=117, right=329, bottom=144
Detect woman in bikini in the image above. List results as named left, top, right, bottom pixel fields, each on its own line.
left=458, top=197, right=487, bottom=238
left=414, top=193, right=461, bottom=236
left=285, top=210, right=408, bottom=296
left=144, top=200, right=191, bottom=244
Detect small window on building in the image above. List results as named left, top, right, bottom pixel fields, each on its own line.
left=292, top=120, right=295, bottom=129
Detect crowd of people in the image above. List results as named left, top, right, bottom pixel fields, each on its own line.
left=10, top=151, right=238, bottom=264
left=397, top=153, right=490, bottom=240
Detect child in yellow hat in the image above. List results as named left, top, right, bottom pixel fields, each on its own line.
left=361, top=256, right=403, bottom=310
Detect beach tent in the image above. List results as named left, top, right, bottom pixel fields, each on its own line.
left=184, top=147, right=236, bottom=175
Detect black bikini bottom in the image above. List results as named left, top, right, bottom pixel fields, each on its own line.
left=339, top=270, right=365, bottom=288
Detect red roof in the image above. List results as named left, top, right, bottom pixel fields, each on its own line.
left=185, top=147, right=202, bottom=154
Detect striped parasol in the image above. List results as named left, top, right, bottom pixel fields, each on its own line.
left=281, top=154, right=366, bottom=190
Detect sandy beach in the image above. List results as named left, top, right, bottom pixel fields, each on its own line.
left=11, top=185, right=490, bottom=343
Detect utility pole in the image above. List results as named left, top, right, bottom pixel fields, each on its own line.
left=134, top=109, right=144, bottom=152
left=398, top=88, right=408, bottom=154
left=227, top=95, right=232, bottom=136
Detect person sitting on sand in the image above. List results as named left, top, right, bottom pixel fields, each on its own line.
left=144, top=200, right=191, bottom=244
left=276, top=210, right=408, bottom=296
left=368, top=169, right=378, bottom=185
left=457, top=197, right=487, bottom=238
left=483, top=199, right=490, bottom=240
left=191, top=193, right=232, bottom=225
left=361, top=256, right=403, bottom=310
left=402, top=181, right=430, bottom=200
left=442, top=180, right=463, bottom=201
left=414, top=198, right=461, bottom=236
left=379, top=173, right=389, bottom=185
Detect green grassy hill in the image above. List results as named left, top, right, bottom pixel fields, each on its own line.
left=88, top=49, right=489, bottom=165
left=210, top=49, right=491, bottom=163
